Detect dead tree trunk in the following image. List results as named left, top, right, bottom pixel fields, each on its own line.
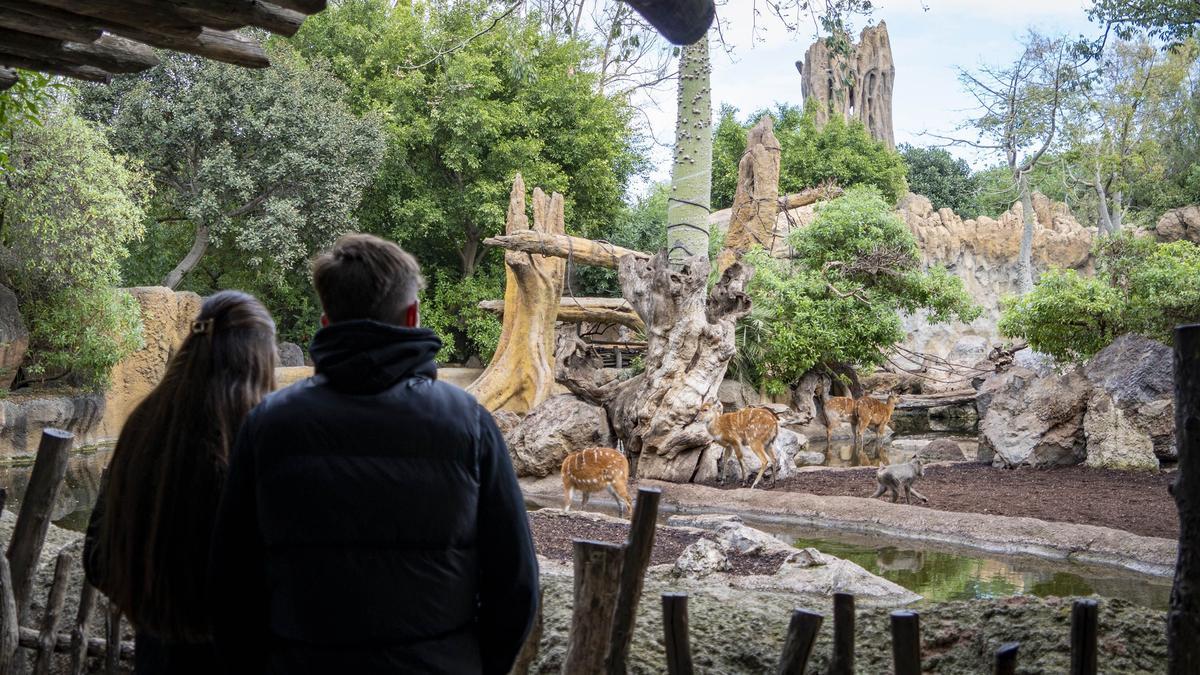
left=1170, top=324, right=1200, bottom=673
left=718, top=115, right=781, bottom=272
left=558, top=253, right=753, bottom=482
left=467, top=174, right=566, bottom=414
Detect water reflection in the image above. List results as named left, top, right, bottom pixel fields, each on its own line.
left=808, top=439, right=887, bottom=468
left=0, top=447, right=111, bottom=532
left=790, top=533, right=1171, bottom=610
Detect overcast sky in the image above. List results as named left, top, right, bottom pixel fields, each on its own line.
left=632, top=0, right=1099, bottom=192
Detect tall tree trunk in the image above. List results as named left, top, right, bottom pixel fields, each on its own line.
left=718, top=115, right=781, bottom=272
left=1015, top=172, right=1036, bottom=295
left=460, top=225, right=481, bottom=278
left=467, top=175, right=566, bottom=413
left=1112, top=190, right=1124, bottom=232
left=666, top=33, right=712, bottom=268
left=161, top=223, right=209, bottom=290
left=1095, top=181, right=1114, bottom=236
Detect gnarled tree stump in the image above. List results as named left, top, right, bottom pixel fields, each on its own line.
left=467, top=175, right=565, bottom=413
left=557, top=252, right=753, bottom=482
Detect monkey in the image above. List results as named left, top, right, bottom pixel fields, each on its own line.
left=871, top=459, right=929, bottom=505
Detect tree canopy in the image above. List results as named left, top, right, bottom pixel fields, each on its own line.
left=734, top=187, right=979, bottom=394
left=712, top=101, right=907, bottom=210
left=898, top=144, right=978, bottom=214
left=1000, top=232, right=1200, bottom=362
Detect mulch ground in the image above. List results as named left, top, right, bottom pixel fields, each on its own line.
left=701, top=463, right=1178, bottom=540
left=528, top=510, right=790, bottom=576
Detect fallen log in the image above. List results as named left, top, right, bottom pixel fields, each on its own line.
left=778, top=184, right=844, bottom=210
left=482, top=231, right=649, bottom=270
left=478, top=297, right=645, bottom=331
left=894, top=390, right=977, bottom=410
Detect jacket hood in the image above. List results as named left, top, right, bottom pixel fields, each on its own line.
left=309, top=320, right=441, bottom=394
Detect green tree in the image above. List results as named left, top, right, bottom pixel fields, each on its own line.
left=1000, top=231, right=1200, bottom=361
left=0, top=107, right=149, bottom=388
left=735, top=187, right=979, bottom=394
left=1088, top=0, right=1200, bottom=45
left=898, top=145, right=978, bottom=214
left=712, top=101, right=907, bottom=210
left=574, top=181, right=668, bottom=296
left=0, top=70, right=61, bottom=174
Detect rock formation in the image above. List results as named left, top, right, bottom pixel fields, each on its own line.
left=0, top=284, right=27, bottom=389
left=1082, top=334, right=1175, bottom=470
left=718, top=116, right=782, bottom=271
left=797, top=22, right=895, bottom=148
left=507, top=394, right=614, bottom=478
left=276, top=342, right=305, bottom=367
left=1153, top=204, right=1200, bottom=243
left=976, top=366, right=1089, bottom=468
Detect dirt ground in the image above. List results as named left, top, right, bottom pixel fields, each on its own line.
left=528, top=510, right=790, bottom=575
left=700, top=463, right=1178, bottom=540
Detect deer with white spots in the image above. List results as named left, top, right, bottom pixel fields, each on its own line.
left=700, top=400, right=780, bottom=489
left=560, top=446, right=633, bottom=518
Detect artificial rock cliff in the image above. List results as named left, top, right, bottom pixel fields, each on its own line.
left=797, top=22, right=896, bottom=148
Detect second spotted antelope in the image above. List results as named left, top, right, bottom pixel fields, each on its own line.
left=855, top=394, right=901, bottom=462
left=561, top=446, right=632, bottom=518
left=700, top=400, right=780, bottom=489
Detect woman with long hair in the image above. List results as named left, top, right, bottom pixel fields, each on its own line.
left=84, top=290, right=276, bottom=674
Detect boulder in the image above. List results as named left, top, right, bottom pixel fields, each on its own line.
left=276, top=341, right=305, bottom=367
left=0, top=285, right=27, bottom=389
left=773, top=428, right=808, bottom=477
left=919, top=438, right=967, bottom=461
left=976, top=366, right=1088, bottom=467
left=1154, top=205, right=1200, bottom=243
left=672, top=538, right=730, bottom=578
left=718, top=378, right=763, bottom=410
left=1082, top=334, right=1174, bottom=469
left=794, top=450, right=827, bottom=467
left=491, top=409, right=522, bottom=442
left=507, top=395, right=614, bottom=477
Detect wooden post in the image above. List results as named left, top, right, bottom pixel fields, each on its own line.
left=7, top=428, right=72, bottom=623
left=662, top=593, right=692, bottom=675
left=32, top=549, right=71, bottom=675
left=1170, top=323, right=1200, bottom=674
left=508, top=589, right=543, bottom=675
left=68, top=585, right=97, bottom=675
left=605, top=487, right=661, bottom=674
left=0, top=553, right=18, bottom=675
left=890, top=610, right=921, bottom=675
left=777, top=609, right=822, bottom=675
left=1070, top=599, right=1098, bottom=675
left=829, top=592, right=854, bottom=675
left=104, top=603, right=119, bottom=675
left=563, top=540, right=624, bottom=674
left=994, top=642, right=1019, bottom=675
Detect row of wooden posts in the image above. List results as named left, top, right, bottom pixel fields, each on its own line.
left=0, top=428, right=130, bottom=675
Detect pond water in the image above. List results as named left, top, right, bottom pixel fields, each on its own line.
left=0, top=447, right=110, bottom=533
left=805, top=432, right=977, bottom=468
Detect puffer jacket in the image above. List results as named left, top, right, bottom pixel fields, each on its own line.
left=209, top=320, right=538, bottom=674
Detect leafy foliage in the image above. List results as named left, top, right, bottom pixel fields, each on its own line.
left=0, top=108, right=149, bottom=388
left=421, top=265, right=504, bottom=364
left=1000, top=232, right=1200, bottom=361
left=574, top=182, right=668, bottom=296
left=1088, top=0, right=1200, bottom=46
left=735, top=187, right=979, bottom=394
left=898, top=144, right=978, bottom=214
left=0, top=70, right=62, bottom=174
left=712, top=101, right=907, bottom=210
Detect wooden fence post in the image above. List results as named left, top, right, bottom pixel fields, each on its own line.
left=1170, top=323, right=1200, bottom=674
left=829, top=592, right=854, bottom=675
left=606, top=487, right=661, bottom=675
left=563, top=540, right=623, bottom=674
left=777, top=609, right=822, bottom=675
left=32, top=549, right=71, bottom=675
left=890, top=610, right=921, bottom=675
left=68, top=585, right=97, bottom=675
left=0, top=553, right=18, bottom=675
left=1070, top=599, right=1098, bottom=675
left=7, top=429, right=72, bottom=624
left=662, top=593, right=692, bottom=675
left=994, top=642, right=1019, bottom=675
left=104, top=603, right=120, bottom=675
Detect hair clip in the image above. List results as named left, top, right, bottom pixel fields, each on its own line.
left=192, top=318, right=215, bottom=336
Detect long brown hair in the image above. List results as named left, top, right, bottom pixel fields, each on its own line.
left=98, top=290, right=276, bottom=642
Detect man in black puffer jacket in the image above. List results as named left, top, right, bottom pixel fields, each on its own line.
left=210, top=234, right=538, bottom=674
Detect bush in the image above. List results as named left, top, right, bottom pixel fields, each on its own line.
left=421, top=266, right=503, bottom=364
left=712, top=101, right=908, bottom=210
left=898, top=144, right=978, bottom=214
left=0, top=108, right=149, bottom=389
left=1000, top=231, right=1200, bottom=361
left=736, top=187, right=978, bottom=394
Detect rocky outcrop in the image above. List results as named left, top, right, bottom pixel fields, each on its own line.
left=0, top=393, right=106, bottom=459
left=507, top=395, right=613, bottom=477
left=276, top=341, right=305, bottom=367
left=1153, top=204, right=1200, bottom=243
left=1083, top=335, right=1174, bottom=470
left=100, top=287, right=203, bottom=439
left=798, top=22, right=895, bottom=148
left=0, top=285, right=27, bottom=390
left=976, top=366, right=1088, bottom=468
left=897, top=192, right=1094, bottom=373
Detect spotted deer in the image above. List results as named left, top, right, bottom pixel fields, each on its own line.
left=855, top=394, right=901, bottom=462
left=700, top=401, right=780, bottom=489
left=561, top=446, right=633, bottom=518
left=818, top=396, right=859, bottom=451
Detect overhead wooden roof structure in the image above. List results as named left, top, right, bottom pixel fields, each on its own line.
left=0, top=0, right=328, bottom=90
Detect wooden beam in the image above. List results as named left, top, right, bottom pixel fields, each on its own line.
left=167, top=1, right=305, bottom=37
left=0, top=50, right=111, bottom=82
left=0, top=67, right=16, bottom=90
left=0, top=6, right=101, bottom=43
left=109, top=24, right=270, bottom=68
left=479, top=297, right=645, bottom=331
left=21, top=0, right=203, bottom=35
left=779, top=185, right=844, bottom=210
left=483, top=230, right=650, bottom=270
left=0, top=27, right=157, bottom=73
left=266, top=0, right=325, bottom=13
